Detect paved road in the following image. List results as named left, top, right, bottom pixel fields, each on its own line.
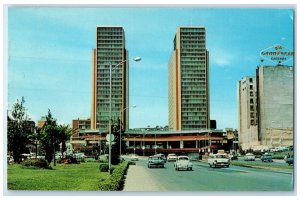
left=123, top=159, right=294, bottom=192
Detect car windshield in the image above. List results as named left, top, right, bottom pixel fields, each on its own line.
left=178, top=157, right=188, bottom=160
left=216, top=155, right=226, bottom=158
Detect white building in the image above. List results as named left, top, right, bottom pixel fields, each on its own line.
left=238, top=65, right=294, bottom=150
left=238, top=76, right=260, bottom=150
left=256, top=65, right=294, bottom=149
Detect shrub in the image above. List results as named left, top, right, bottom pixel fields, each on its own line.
left=57, top=156, right=80, bottom=164
left=99, top=161, right=129, bottom=191
left=21, top=159, right=50, bottom=169
left=99, top=159, right=107, bottom=163
left=111, top=155, right=120, bottom=165
left=85, top=158, right=98, bottom=162
left=99, top=163, right=109, bottom=172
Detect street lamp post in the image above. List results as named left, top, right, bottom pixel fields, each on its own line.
left=108, top=57, right=141, bottom=174
left=134, top=137, right=136, bottom=154
left=154, top=132, right=157, bottom=154
left=119, top=105, right=136, bottom=160
left=143, top=133, right=146, bottom=156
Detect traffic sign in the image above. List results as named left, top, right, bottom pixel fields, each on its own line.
left=106, top=134, right=115, bottom=142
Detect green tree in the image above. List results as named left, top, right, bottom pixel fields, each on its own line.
left=27, top=127, right=41, bottom=159
left=7, top=97, right=34, bottom=163
left=39, top=109, right=60, bottom=164
left=57, top=124, right=72, bottom=158
left=110, top=119, right=127, bottom=165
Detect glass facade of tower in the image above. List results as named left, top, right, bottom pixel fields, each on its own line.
left=180, top=27, right=209, bottom=130
left=92, top=27, right=128, bottom=130
left=169, top=27, right=210, bottom=131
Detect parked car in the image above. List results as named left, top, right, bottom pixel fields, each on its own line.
left=174, top=156, right=193, bottom=171
left=270, top=146, right=289, bottom=152
left=155, top=153, right=166, bottom=163
left=228, top=153, right=238, bottom=160
left=55, top=154, right=61, bottom=160
left=167, top=153, right=177, bottom=162
left=244, top=153, right=255, bottom=161
left=261, top=153, right=273, bottom=162
left=286, top=156, right=294, bottom=165
left=8, top=156, right=14, bottom=163
left=130, top=154, right=139, bottom=161
left=148, top=155, right=165, bottom=168
left=208, top=153, right=230, bottom=168
left=74, top=153, right=86, bottom=159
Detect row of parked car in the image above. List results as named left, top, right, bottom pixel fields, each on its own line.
left=244, top=153, right=274, bottom=162
left=243, top=152, right=294, bottom=165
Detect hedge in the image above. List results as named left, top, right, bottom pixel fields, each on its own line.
left=21, top=159, right=51, bottom=169
left=98, top=161, right=129, bottom=191
left=99, top=163, right=109, bottom=172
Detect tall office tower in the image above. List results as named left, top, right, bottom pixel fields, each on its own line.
left=168, top=27, right=210, bottom=131
left=91, top=27, right=129, bottom=131
left=237, top=76, right=259, bottom=150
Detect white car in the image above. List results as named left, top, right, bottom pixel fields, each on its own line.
left=130, top=154, right=139, bottom=161
left=244, top=153, right=255, bottom=161
left=167, top=153, right=177, bottom=162
left=208, top=153, right=230, bottom=168
left=74, top=153, right=86, bottom=159
left=174, top=156, right=193, bottom=171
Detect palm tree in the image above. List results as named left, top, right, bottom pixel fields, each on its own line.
left=57, top=125, right=72, bottom=158
left=27, top=127, right=41, bottom=159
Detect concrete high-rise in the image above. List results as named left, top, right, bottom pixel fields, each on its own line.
left=91, top=26, right=129, bottom=131
left=256, top=65, right=294, bottom=148
left=237, top=76, right=259, bottom=150
left=238, top=65, right=294, bottom=150
left=168, top=27, right=210, bottom=131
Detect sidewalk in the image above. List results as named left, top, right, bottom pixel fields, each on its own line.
left=123, top=164, right=166, bottom=192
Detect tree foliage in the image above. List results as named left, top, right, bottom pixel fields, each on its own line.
left=39, top=109, right=60, bottom=164
left=110, top=119, right=127, bottom=165
left=7, top=97, right=34, bottom=163
left=39, top=110, right=72, bottom=164
left=57, top=124, right=72, bottom=158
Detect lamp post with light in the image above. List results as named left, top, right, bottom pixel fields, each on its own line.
left=108, top=57, right=141, bottom=174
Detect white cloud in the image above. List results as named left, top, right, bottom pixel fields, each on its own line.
left=209, top=47, right=238, bottom=67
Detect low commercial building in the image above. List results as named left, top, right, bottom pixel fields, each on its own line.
left=70, top=129, right=229, bottom=159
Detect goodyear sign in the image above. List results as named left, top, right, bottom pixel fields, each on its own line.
left=260, top=44, right=294, bottom=64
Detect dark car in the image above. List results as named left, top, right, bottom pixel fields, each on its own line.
left=286, top=156, right=294, bottom=165
left=148, top=156, right=165, bottom=168
left=261, top=153, right=273, bottom=162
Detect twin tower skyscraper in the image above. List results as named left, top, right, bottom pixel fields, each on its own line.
left=91, top=26, right=210, bottom=132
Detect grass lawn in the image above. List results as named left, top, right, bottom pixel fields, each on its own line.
left=7, top=162, right=109, bottom=191
left=231, top=160, right=293, bottom=171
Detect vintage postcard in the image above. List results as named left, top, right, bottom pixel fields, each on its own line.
left=4, top=5, right=295, bottom=195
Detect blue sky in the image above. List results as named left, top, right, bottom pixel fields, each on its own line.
left=7, top=7, right=294, bottom=130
